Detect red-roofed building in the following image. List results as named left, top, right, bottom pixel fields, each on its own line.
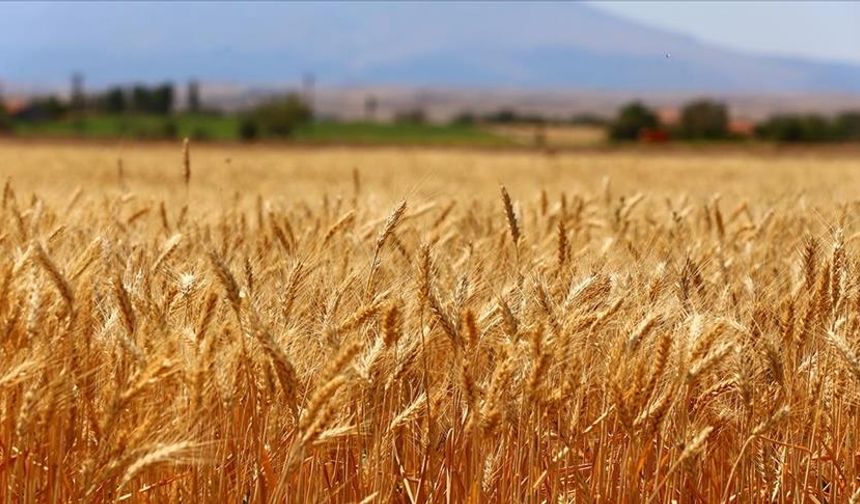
left=3, top=97, right=30, bottom=115
left=729, top=118, right=755, bottom=137
left=657, top=107, right=680, bottom=128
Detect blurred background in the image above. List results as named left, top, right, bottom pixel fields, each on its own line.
left=1, top=1, right=859, bottom=148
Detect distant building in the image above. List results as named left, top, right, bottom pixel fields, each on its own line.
left=639, top=128, right=669, bottom=143
left=4, top=96, right=31, bottom=116
left=7, top=96, right=66, bottom=121
left=657, top=107, right=680, bottom=128
left=729, top=118, right=755, bottom=137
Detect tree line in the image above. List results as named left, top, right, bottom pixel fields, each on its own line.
left=5, top=83, right=181, bottom=121
left=0, top=80, right=314, bottom=140
left=608, top=99, right=860, bottom=143
left=2, top=84, right=860, bottom=144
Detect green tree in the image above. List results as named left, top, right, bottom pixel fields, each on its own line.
left=151, top=84, right=174, bottom=115
left=130, top=83, right=173, bottom=115
left=678, top=100, right=729, bottom=140
left=608, top=102, right=658, bottom=141
left=0, top=102, right=10, bottom=132
left=21, top=96, right=68, bottom=121
left=834, top=112, right=860, bottom=141
left=103, top=87, right=127, bottom=113
left=239, top=117, right=259, bottom=141
left=755, top=114, right=835, bottom=143
left=251, top=94, right=312, bottom=137
left=131, top=85, right=152, bottom=113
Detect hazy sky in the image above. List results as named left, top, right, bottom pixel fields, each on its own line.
left=592, top=1, right=860, bottom=65
left=2, top=2, right=858, bottom=65
left=3, top=2, right=858, bottom=66
left=1, top=1, right=859, bottom=91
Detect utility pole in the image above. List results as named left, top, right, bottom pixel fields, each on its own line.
left=302, top=73, right=315, bottom=114
left=364, top=95, right=378, bottom=122
left=71, top=72, right=85, bottom=111
left=187, top=79, right=201, bottom=113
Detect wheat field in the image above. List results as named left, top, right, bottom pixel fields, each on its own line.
left=2, top=140, right=860, bottom=502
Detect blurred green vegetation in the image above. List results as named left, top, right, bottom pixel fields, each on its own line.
left=11, top=114, right=238, bottom=141
left=608, top=102, right=659, bottom=141
left=9, top=113, right=512, bottom=147
left=756, top=112, right=860, bottom=143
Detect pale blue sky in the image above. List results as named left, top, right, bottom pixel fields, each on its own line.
left=2, top=2, right=857, bottom=65
left=1, top=2, right=858, bottom=91
left=592, top=1, right=860, bottom=64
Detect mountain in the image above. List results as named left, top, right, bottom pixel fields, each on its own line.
left=1, top=2, right=859, bottom=93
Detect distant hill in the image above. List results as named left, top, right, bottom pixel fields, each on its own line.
left=1, top=3, right=859, bottom=93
